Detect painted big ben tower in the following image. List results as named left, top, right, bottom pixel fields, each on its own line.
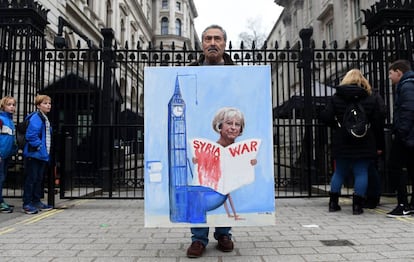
left=167, top=75, right=228, bottom=223
left=168, top=76, right=188, bottom=222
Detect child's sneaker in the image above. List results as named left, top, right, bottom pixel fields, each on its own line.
left=22, top=204, right=38, bottom=214
left=0, top=202, right=13, bottom=213
left=33, top=202, right=53, bottom=211
left=4, top=202, right=14, bottom=208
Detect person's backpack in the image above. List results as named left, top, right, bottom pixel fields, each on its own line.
left=16, top=112, right=40, bottom=150
left=338, top=102, right=370, bottom=138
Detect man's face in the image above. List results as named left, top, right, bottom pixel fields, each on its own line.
left=389, top=69, right=403, bottom=85
left=202, top=28, right=226, bottom=64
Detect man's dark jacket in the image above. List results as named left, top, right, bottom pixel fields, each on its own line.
left=393, top=71, right=414, bottom=147
left=188, top=53, right=234, bottom=66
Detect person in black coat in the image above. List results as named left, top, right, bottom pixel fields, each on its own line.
left=320, top=69, right=385, bottom=215
left=365, top=91, right=386, bottom=209
left=386, top=59, right=414, bottom=217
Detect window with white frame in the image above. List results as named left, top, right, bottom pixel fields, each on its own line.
left=162, top=0, right=168, bottom=9
left=175, top=19, right=182, bottom=36
left=161, top=17, right=169, bottom=35
left=77, top=114, right=92, bottom=146
left=353, top=0, right=362, bottom=37
left=327, top=20, right=334, bottom=47
left=176, top=1, right=181, bottom=11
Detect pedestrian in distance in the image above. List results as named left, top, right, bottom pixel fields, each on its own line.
left=319, top=69, right=385, bottom=215
left=0, top=96, right=17, bottom=213
left=186, top=24, right=235, bottom=258
left=22, top=94, right=53, bottom=215
left=386, top=59, right=414, bottom=218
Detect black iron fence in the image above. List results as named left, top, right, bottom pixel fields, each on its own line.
left=2, top=0, right=414, bottom=207
left=2, top=26, right=404, bottom=203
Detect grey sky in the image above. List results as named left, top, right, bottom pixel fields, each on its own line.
left=192, top=0, right=283, bottom=46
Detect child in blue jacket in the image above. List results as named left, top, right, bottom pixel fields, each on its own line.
left=0, top=96, right=17, bottom=213
left=22, top=95, right=53, bottom=214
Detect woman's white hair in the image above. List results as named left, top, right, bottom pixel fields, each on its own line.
left=212, top=107, right=245, bottom=135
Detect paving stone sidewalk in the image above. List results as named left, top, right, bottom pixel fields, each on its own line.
left=0, top=197, right=414, bottom=261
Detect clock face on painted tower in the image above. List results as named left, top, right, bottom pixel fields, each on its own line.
left=172, top=105, right=184, bottom=116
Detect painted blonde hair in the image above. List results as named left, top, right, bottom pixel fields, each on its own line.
left=212, top=107, right=245, bottom=135
left=340, top=69, right=372, bottom=95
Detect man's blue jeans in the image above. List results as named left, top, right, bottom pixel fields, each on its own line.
left=23, top=157, right=47, bottom=206
left=191, top=227, right=232, bottom=247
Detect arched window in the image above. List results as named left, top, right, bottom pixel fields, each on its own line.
left=161, top=17, right=169, bottom=35
left=175, top=19, right=181, bottom=36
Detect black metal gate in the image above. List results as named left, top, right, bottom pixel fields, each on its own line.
left=1, top=0, right=414, bottom=202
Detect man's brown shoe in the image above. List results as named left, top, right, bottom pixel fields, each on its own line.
left=216, top=235, right=234, bottom=252
left=186, top=241, right=205, bottom=258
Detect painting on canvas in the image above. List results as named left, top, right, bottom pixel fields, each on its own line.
left=144, top=65, right=275, bottom=227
